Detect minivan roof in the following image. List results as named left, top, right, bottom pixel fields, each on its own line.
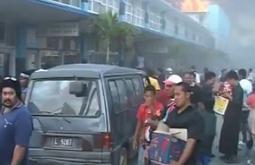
left=31, top=64, right=145, bottom=79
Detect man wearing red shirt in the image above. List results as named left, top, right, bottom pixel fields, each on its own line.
left=133, top=85, right=164, bottom=165
left=157, top=74, right=183, bottom=107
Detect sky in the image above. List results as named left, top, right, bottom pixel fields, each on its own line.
left=217, top=0, right=255, bottom=67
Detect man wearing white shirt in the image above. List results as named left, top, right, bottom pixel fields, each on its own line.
left=247, top=68, right=255, bottom=83
left=191, top=65, right=201, bottom=84
left=238, top=69, right=253, bottom=146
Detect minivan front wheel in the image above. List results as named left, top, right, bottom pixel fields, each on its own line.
left=119, top=148, right=128, bottom=165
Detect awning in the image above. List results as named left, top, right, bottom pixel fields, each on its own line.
left=0, top=0, right=93, bottom=23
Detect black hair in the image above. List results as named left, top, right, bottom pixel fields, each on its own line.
left=205, top=71, right=216, bottom=81
left=252, top=83, right=255, bottom=92
left=146, top=68, right=155, bottom=77
left=238, top=69, right=247, bottom=79
left=144, top=85, right=156, bottom=95
left=225, top=70, right=239, bottom=81
left=175, top=82, right=191, bottom=93
left=158, top=68, right=163, bottom=73
left=0, top=77, right=22, bottom=100
left=184, top=71, right=196, bottom=78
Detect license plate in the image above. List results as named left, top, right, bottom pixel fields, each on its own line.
left=53, top=137, right=73, bottom=147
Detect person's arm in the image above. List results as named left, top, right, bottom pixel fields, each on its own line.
left=171, top=113, right=204, bottom=165
left=231, top=86, right=243, bottom=107
left=133, top=120, right=142, bottom=149
left=12, top=110, right=33, bottom=164
left=170, top=139, right=197, bottom=165
left=133, top=106, right=144, bottom=149
left=11, top=145, right=26, bottom=165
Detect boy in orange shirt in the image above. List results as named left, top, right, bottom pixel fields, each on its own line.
left=133, top=85, right=163, bottom=165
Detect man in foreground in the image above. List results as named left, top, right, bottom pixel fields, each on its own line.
left=165, top=82, right=204, bottom=165
left=0, top=77, right=33, bottom=165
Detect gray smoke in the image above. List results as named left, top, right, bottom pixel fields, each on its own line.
left=217, top=0, right=255, bottom=68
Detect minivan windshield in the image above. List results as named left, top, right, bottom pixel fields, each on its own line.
left=28, top=79, right=100, bottom=117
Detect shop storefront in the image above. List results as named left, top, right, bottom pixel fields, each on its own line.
left=0, top=0, right=94, bottom=75
left=0, top=45, right=15, bottom=77
left=26, top=22, right=81, bottom=70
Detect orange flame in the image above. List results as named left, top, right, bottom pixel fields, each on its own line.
left=181, top=0, right=209, bottom=12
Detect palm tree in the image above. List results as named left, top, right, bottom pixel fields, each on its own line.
left=95, top=12, right=135, bottom=64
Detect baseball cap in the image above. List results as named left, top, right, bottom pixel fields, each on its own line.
left=164, top=74, right=183, bottom=85
left=166, top=68, right=173, bottom=73
left=1, top=77, right=22, bottom=100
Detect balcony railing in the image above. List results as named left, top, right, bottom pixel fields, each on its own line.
left=40, top=0, right=214, bottom=48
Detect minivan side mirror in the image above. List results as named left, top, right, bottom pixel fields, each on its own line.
left=69, top=81, right=88, bottom=97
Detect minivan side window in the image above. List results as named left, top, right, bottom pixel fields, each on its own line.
left=115, top=80, right=128, bottom=112
left=125, top=79, right=135, bottom=92
left=132, top=77, right=144, bottom=100
left=109, top=77, right=143, bottom=113
left=109, top=80, right=121, bottom=113
left=125, top=79, right=136, bottom=106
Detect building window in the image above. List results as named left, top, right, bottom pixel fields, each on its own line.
left=63, top=37, right=78, bottom=50
left=145, top=12, right=149, bottom=24
left=53, top=0, right=81, bottom=8
left=72, top=0, right=81, bottom=7
left=93, top=0, right=105, bottom=13
left=125, top=2, right=133, bottom=23
left=47, top=37, right=60, bottom=50
left=107, top=0, right=119, bottom=14
left=133, top=7, right=144, bottom=26
left=108, top=0, right=113, bottom=6
left=148, top=12, right=161, bottom=31
left=192, top=33, right=196, bottom=41
left=63, top=38, right=71, bottom=50
left=174, top=23, right=179, bottom=35
left=165, top=17, right=178, bottom=36
left=0, top=23, right=4, bottom=41
left=185, top=28, right=189, bottom=37
left=122, top=1, right=144, bottom=27
left=62, top=0, right=70, bottom=4
left=161, top=18, right=166, bottom=30
left=119, top=0, right=125, bottom=15
left=88, top=0, right=119, bottom=14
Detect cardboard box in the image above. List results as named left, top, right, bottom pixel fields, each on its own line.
left=147, top=129, right=187, bottom=164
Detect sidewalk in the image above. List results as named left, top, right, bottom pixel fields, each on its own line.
left=211, top=115, right=254, bottom=165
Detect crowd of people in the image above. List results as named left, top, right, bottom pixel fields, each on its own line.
left=1, top=66, right=255, bottom=165
left=134, top=66, right=255, bottom=165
